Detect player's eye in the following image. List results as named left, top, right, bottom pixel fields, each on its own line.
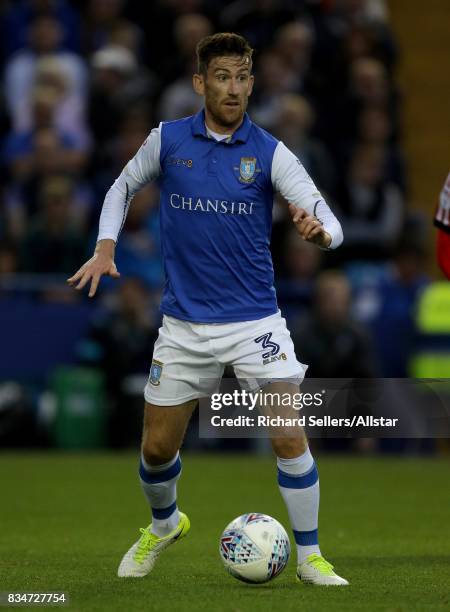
left=217, top=74, right=228, bottom=82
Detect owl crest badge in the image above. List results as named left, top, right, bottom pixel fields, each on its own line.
left=239, top=157, right=257, bottom=183
left=149, top=360, right=163, bottom=386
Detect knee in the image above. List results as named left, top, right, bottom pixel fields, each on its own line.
left=272, top=436, right=308, bottom=459
left=142, top=437, right=179, bottom=467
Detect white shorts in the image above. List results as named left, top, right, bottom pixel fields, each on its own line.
left=144, top=310, right=308, bottom=406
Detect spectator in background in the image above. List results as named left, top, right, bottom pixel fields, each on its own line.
left=219, top=0, right=300, bottom=49
left=250, top=50, right=294, bottom=128
left=88, top=44, right=157, bottom=149
left=3, top=85, right=88, bottom=171
left=322, top=57, right=399, bottom=163
left=338, top=20, right=397, bottom=76
left=157, top=13, right=213, bottom=120
left=310, top=0, right=397, bottom=88
left=273, top=21, right=315, bottom=96
left=90, top=107, right=152, bottom=206
left=272, top=93, right=337, bottom=199
left=356, top=105, right=406, bottom=193
left=77, top=276, right=160, bottom=446
left=161, top=13, right=213, bottom=86
left=349, top=57, right=396, bottom=114
left=292, top=270, right=378, bottom=378
left=32, top=55, right=91, bottom=145
left=3, top=84, right=90, bottom=238
left=140, top=0, right=213, bottom=75
left=107, top=20, right=143, bottom=57
left=5, top=124, right=88, bottom=234
left=82, top=0, right=145, bottom=58
left=3, top=15, right=88, bottom=135
left=345, top=57, right=398, bottom=140
left=19, top=175, right=87, bottom=274
left=353, top=240, right=429, bottom=377
left=1, top=0, right=82, bottom=59
left=336, top=143, right=404, bottom=260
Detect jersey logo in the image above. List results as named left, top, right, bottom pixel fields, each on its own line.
left=239, top=157, right=257, bottom=183
left=168, top=157, right=193, bottom=168
left=254, top=332, right=280, bottom=359
left=149, top=359, right=163, bottom=386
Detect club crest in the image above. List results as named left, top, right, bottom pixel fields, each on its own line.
left=239, top=157, right=257, bottom=183
left=149, top=360, right=163, bottom=386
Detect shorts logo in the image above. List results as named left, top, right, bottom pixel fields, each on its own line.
left=263, top=352, right=287, bottom=365
left=254, top=332, right=280, bottom=358
left=239, top=157, right=257, bottom=183
left=254, top=332, right=287, bottom=365
left=149, top=360, right=163, bottom=386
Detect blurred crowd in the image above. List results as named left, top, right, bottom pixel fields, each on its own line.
left=0, top=0, right=436, bottom=448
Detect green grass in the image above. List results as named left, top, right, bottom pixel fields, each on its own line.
left=0, top=453, right=449, bottom=611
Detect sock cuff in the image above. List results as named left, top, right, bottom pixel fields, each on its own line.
left=139, top=452, right=181, bottom=484
left=277, top=447, right=314, bottom=476
left=141, top=451, right=179, bottom=473
left=151, top=501, right=177, bottom=520
left=293, top=528, right=319, bottom=546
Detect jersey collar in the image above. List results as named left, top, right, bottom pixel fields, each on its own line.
left=191, top=109, right=252, bottom=144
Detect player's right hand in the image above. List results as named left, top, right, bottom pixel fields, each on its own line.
left=288, top=204, right=331, bottom=249
left=67, top=248, right=120, bottom=298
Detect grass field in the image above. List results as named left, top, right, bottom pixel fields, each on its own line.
left=1, top=452, right=449, bottom=611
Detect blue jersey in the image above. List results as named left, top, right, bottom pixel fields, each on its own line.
left=158, top=111, right=277, bottom=322
left=98, top=110, right=343, bottom=323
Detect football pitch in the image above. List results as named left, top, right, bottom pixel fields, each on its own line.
left=1, top=452, right=449, bottom=611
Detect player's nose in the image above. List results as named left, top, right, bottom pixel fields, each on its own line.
left=227, top=78, right=240, bottom=95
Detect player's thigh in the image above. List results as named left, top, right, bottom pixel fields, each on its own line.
left=142, top=400, right=197, bottom=464
left=259, top=381, right=308, bottom=458
left=144, top=315, right=223, bottom=406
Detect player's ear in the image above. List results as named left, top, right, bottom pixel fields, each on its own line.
left=193, top=73, right=205, bottom=96
left=248, top=74, right=254, bottom=96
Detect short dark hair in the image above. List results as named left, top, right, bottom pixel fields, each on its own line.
left=196, top=32, right=253, bottom=75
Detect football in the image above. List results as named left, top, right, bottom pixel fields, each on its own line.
left=219, top=513, right=290, bottom=583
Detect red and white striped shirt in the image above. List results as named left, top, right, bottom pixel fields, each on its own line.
left=435, top=172, right=450, bottom=279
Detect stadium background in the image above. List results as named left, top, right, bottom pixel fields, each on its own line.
left=0, top=2, right=449, bottom=610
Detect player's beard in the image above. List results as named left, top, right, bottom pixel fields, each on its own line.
left=206, top=93, right=248, bottom=131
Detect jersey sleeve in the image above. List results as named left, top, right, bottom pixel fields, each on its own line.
left=97, top=124, right=162, bottom=243
left=271, top=141, right=343, bottom=249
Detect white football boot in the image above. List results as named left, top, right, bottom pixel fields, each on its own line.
left=297, top=553, right=349, bottom=586
left=118, top=512, right=190, bottom=577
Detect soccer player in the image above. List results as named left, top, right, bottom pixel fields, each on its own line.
left=68, top=33, right=348, bottom=586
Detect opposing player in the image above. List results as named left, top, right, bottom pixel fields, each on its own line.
left=434, top=171, right=450, bottom=279
left=68, top=33, right=348, bottom=586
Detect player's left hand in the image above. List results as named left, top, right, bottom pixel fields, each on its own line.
left=288, top=204, right=331, bottom=248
